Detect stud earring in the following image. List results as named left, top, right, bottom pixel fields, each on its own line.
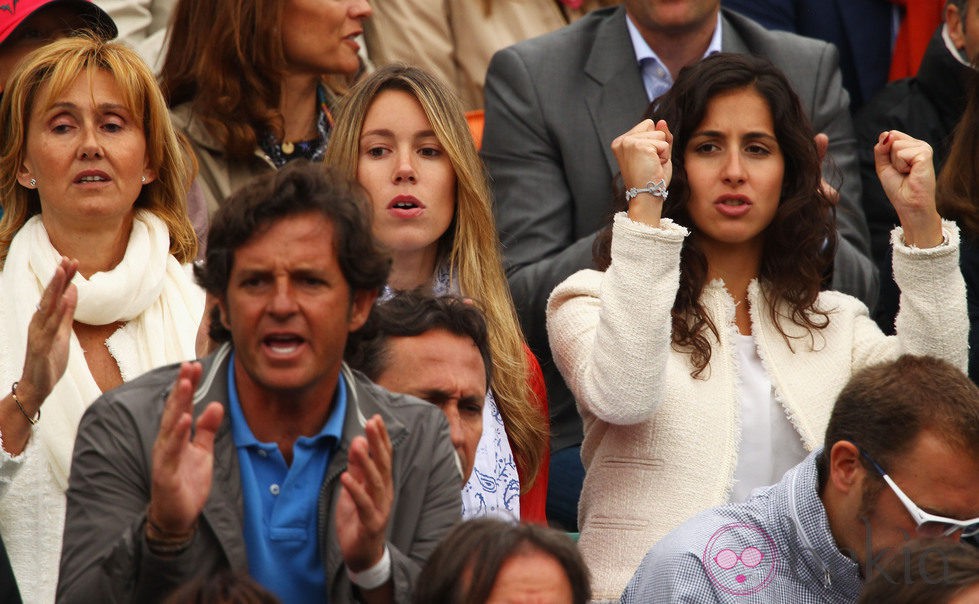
left=29, top=178, right=36, bottom=188
left=141, top=175, right=146, bottom=184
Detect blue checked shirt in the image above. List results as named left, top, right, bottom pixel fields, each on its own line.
left=621, top=450, right=863, bottom=603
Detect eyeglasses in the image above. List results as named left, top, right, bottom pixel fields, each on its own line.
left=857, top=446, right=979, bottom=538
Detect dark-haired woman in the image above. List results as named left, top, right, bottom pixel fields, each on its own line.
left=546, top=53, right=968, bottom=601
left=936, top=71, right=979, bottom=382
left=160, top=0, right=370, bottom=215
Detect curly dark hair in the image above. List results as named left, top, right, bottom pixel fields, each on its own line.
left=195, top=160, right=390, bottom=342
left=594, top=53, right=835, bottom=377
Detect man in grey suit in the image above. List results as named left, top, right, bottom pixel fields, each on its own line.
left=481, top=0, right=877, bottom=530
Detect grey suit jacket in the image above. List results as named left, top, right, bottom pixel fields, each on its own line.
left=482, top=6, right=877, bottom=450
left=58, top=344, right=461, bottom=603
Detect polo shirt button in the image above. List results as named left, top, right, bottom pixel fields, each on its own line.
left=270, top=484, right=280, bottom=496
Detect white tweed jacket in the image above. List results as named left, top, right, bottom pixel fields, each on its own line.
left=546, top=213, right=968, bottom=602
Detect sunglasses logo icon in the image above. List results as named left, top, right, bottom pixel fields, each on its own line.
left=714, top=546, right=765, bottom=573
left=703, top=523, right=778, bottom=596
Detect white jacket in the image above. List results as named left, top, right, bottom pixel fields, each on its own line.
left=546, top=213, right=968, bottom=601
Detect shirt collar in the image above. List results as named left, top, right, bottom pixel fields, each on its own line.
left=941, top=23, right=975, bottom=68
left=626, top=11, right=723, bottom=77
left=227, top=350, right=347, bottom=448
left=784, top=450, right=864, bottom=592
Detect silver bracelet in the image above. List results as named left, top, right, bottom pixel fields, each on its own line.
left=625, top=179, right=669, bottom=203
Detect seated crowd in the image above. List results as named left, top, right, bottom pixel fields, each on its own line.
left=0, top=0, right=976, bottom=603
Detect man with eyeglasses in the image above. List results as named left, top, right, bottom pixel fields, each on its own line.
left=621, top=355, right=979, bottom=604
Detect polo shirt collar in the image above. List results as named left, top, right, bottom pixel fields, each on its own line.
left=226, top=351, right=347, bottom=448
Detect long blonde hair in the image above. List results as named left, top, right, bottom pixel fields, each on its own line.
left=326, top=64, right=547, bottom=491
left=0, top=36, right=197, bottom=267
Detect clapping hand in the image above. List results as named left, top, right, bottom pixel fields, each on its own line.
left=20, top=257, right=78, bottom=403
left=3, top=257, right=78, bottom=454
left=611, top=119, right=673, bottom=228
left=336, top=414, right=394, bottom=574
left=874, top=129, right=943, bottom=248
left=148, top=362, right=224, bottom=538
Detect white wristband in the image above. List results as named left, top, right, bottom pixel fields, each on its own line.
left=347, top=546, right=391, bottom=590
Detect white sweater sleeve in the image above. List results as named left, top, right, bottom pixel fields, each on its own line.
left=0, top=425, right=36, bottom=498
left=851, top=220, right=969, bottom=373
left=547, top=213, right=688, bottom=425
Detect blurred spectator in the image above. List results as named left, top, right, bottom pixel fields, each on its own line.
left=346, top=293, right=492, bottom=487
left=414, top=518, right=590, bottom=604
left=325, top=64, right=549, bottom=523
left=858, top=540, right=979, bottom=604
left=720, top=0, right=895, bottom=113
left=858, top=1, right=975, bottom=337
left=0, top=0, right=116, bottom=94
left=164, top=571, right=280, bottom=604
left=160, top=0, right=371, bottom=215
left=937, top=68, right=979, bottom=382
left=890, top=0, right=946, bottom=80
left=93, top=0, right=171, bottom=71
left=622, top=356, right=979, bottom=603
left=482, top=0, right=877, bottom=534
left=364, top=0, right=617, bottom=112
left=0, top=37, right=203, bottom=603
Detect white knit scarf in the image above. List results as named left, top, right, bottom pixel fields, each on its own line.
left=0, top=210, right=204, bottom=489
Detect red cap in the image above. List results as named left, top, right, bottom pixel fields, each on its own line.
left=0, top=0, right=117, bottom=46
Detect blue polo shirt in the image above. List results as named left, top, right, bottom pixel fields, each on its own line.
left=227, top=353, right=347, bottom=603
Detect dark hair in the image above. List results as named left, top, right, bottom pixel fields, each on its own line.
left=159, top=0, right=286, bottom=160
left=345, top=292, right=493, bottom=389
left=947, top=0, right=969, bottom=13
left=594, top=53, right=834, bottom=377
left=195, top=160, right=390, bottom=341
left=413, top=518, right=591, bottom=604
left=937, top=70, right=979, bottom=239
left=858, top=539, right=979, bottom=604
left=163, top=571, right=280, bottom=604
left=819, top=355, right=979, bottom=481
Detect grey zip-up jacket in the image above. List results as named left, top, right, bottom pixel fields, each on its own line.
left=57, top=343, right=462, bottom=603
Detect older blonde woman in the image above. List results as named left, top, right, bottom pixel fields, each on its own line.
left=0, top=37, right=203, bottom=603
left=326, top=64, right=549, bottom=522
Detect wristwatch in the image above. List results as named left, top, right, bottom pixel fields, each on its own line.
left=625, top=179, right=669, bottom=203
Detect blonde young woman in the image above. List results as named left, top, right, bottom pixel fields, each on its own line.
left=0, top=37, right=203, bottom=603
left=326, top=64, right=549, bottom=522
